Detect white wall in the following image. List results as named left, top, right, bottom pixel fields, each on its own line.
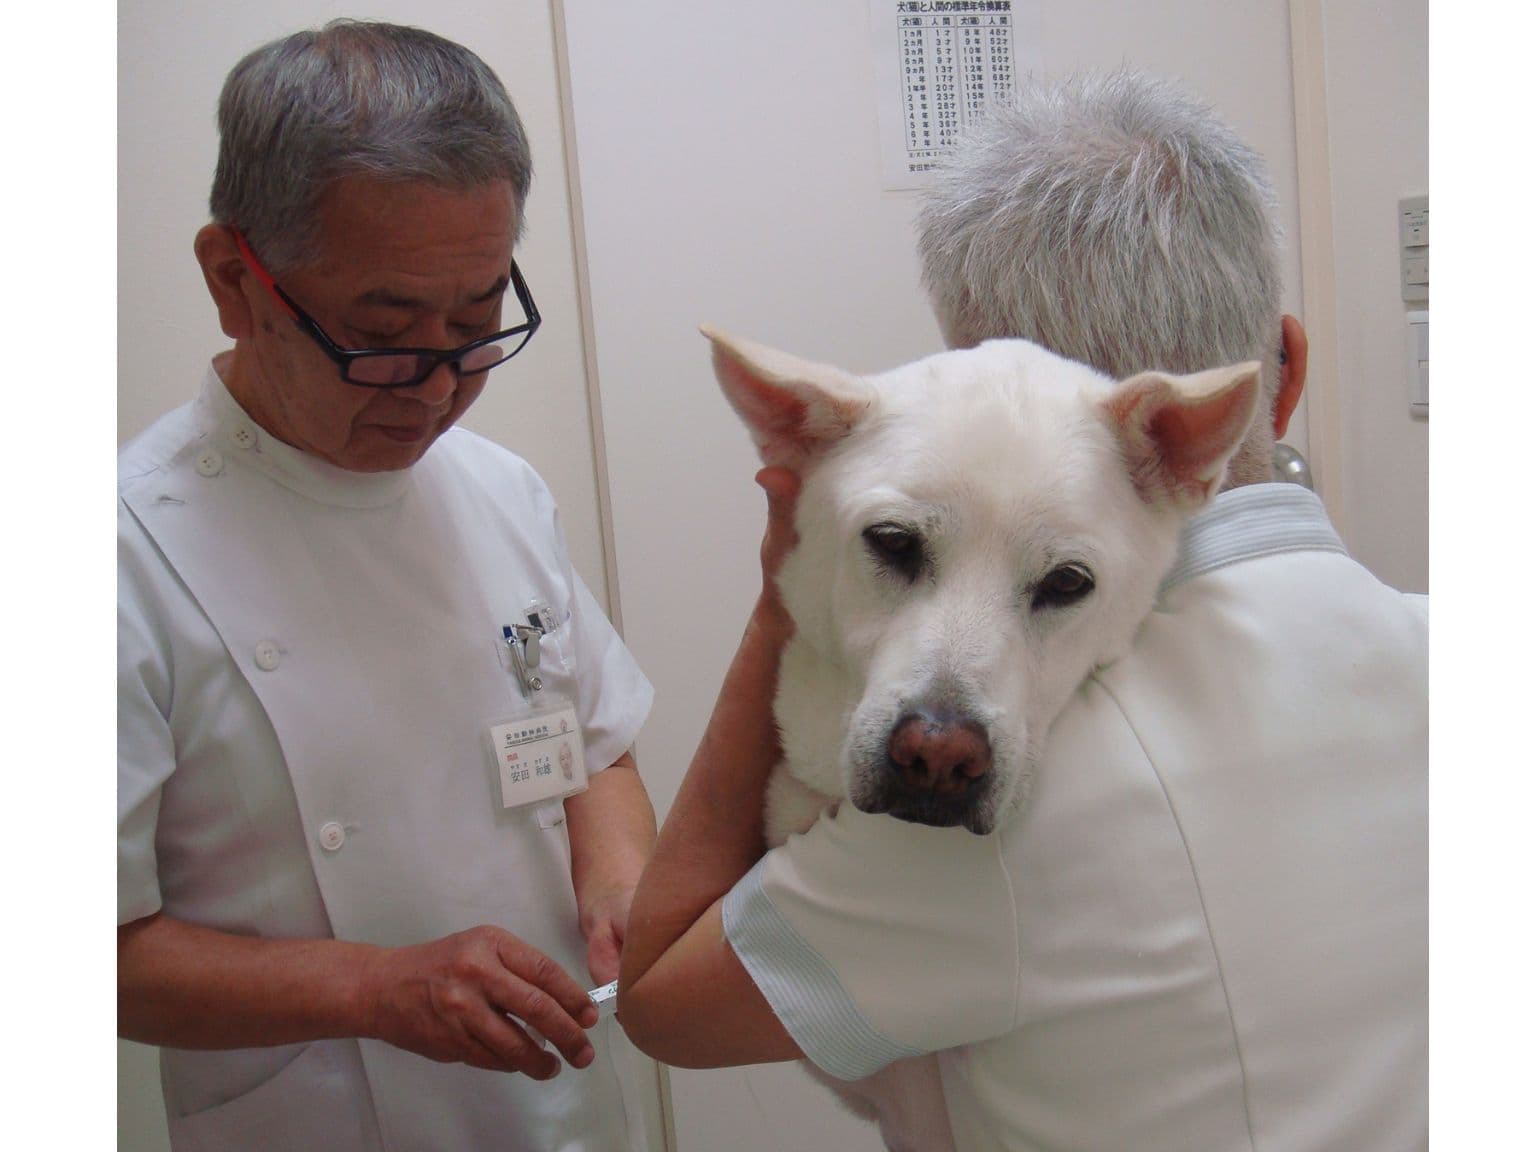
left=559, top=2, right=1348, bottom=1149
left=1318, top=0, right=1429, bottom=592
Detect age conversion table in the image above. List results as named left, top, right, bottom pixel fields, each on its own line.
left=873, top=1, right=1027, bottom=188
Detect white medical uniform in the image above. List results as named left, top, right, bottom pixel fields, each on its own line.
left=119, top=363, right=653, bottom=1151
left=725, top=484, right=1427, bottom=1151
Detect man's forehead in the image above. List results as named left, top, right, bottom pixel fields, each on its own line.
left=318, top=172, right=517, bottom=220
left=312, top=176, right=517, bottom=256
left=294, top=176, right=519, bottom=304
left=349, top=272, right=511, bottom=312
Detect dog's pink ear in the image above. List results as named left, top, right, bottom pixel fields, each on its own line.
left=703, top=325, right=874, bottom=471
left=1101, top=361, right=1262, bottom=509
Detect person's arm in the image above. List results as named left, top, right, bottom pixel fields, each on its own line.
left=617, top=469, right=805, bottom=1067
left=564, top=748, right=657, bottom=985
left=118, top=910, right=599, bottom=1079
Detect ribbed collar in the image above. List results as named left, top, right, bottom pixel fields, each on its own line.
left=193, top=360, right=416, bottom=509
left=1159, top=483, right=1347, bottom=595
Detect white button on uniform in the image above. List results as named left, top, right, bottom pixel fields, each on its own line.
left=318, top=822, right=346, bottom=852
left=253, top=640, right=282, bottom=671
left=195, top=449, right=224, bottom=478
left=231, top=425, right=258, bottom=450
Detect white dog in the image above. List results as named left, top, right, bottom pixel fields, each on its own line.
left=706, top=327, right=1259, bottom=1152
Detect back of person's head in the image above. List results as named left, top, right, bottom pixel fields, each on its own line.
left=209, top=19, right=532, bottom=275
left=917, top=69, right=1284, bottom=483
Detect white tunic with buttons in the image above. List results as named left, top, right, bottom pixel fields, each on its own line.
left=118, top=362, right=653, bottom=1151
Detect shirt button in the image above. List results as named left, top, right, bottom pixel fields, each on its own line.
left=253, top=640, right=282, bottom=671
left=318, top=822, right=346, bottom=852
left=231, top=425, right=258, bottom=450
left=194, top=449, right=224, bottom=478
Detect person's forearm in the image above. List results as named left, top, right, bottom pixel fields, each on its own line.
left=617, top=468, right=800, bottom=1050
left=565, top=750, right=658, bottom=983
left=565, top=750, right=656, bottom=913
left=118, top=912, right=377, bottom=1050
left=120, top=910, right=602, bottom=1075
left=620, top=592, right=790, bottom=995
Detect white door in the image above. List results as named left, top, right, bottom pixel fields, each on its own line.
left=559, top=3, right=1317, bottom=1150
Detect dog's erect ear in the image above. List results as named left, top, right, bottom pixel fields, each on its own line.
left=1101, top=361, right=1262, bottom=509
left=703, top=325, right=875, bottom=471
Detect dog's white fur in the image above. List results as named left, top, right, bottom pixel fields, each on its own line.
left=708, top=328, right=1258, bottom=1150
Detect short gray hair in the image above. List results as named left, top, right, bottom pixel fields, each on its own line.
left=210, top=19, right=532, bottom=273
left=916, top=70, right=1283, bottom=480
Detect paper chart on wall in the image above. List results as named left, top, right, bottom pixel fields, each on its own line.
left=870, top=1, right=1039, bottom=190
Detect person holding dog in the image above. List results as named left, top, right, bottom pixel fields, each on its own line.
left=618, top=70, right=1427, bottom=1151
left=117, top=21, right=655, bottom=1150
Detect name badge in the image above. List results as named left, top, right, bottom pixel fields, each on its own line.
left=488, top=704, right=588, bottom=811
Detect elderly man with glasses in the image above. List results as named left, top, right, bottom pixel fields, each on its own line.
left=117, top=21, right=655, bottom=1151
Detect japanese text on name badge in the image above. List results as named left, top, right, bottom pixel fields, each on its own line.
left=490, top=705, right=586, bottom=809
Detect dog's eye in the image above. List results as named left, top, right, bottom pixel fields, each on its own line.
left=1032, top=563, right=1095, bottom=610
left=863, top=523, right=925, bottom=581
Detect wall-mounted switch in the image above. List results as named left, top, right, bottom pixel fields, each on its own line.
left=1400, top=195, right=1428, bottom=304
left=1405, top=309, right=1428, bottom=416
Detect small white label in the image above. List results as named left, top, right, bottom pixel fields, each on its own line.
left=489, top=705, right=587, bottom=810
left=869, top=0, right=1036, bottom=189
left=588, top=980, right=619, bottom=1019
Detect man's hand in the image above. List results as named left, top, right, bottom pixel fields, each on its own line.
left=578, top=883, right=636, bottom=987
left=358, top=926, right=598, bottom=1079
left=755, top=466, right=801, bottom=629
left=566, top=750, right=656, bottom=986
left=119, top=913, right=598, bottom=1079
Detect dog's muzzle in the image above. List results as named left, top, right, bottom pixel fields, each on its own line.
left=858, top=707, right=994, bottom=833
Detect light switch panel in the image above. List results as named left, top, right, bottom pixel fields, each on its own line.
left=1400, top=195, right=1428, bottom=304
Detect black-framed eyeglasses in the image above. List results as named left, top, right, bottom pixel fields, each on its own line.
left=233, top=230, right=541, bottom=389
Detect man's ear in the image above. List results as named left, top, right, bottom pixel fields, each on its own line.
left=194, top=224, right=257, bottom=342
left=1273, top=314, right=1308, bottom=439
left=703, top=326, right=874, bottom=472
left=1101, top=361, right=1262, bottom=511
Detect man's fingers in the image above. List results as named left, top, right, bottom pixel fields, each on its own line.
left=755, top=466, right=801, bottom=578
left=365, top=929, right=600, bottom=1075
left=488, top=937, right=598, bottom=1068
left=495, top=980, right=596, bottom=1070
left=494, top=934, right=598, bottom=1023
left=586, top=927, right=623, bottom=988
left=756, top=464, right=800, bottom=504
left=461, top=1013, right=565, bottom=1079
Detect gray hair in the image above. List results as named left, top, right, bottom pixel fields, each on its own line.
left=210, top=19, right=532, bottom=273
left=916, top=70, right=1283, bottom=482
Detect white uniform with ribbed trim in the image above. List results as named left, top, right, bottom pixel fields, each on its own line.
left=725, top=484, right=1427, bottom=1152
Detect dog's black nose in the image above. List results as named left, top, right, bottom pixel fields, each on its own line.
left=887, top=710, right=992, bottom=796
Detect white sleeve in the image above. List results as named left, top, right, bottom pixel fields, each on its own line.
left=723, top=803, right=1018, bottom=1080
left=117, top=504, right=173, bottom=924
left=565, top=566, right=652, bottom=776
left=541, top=489, right=651, bottom=776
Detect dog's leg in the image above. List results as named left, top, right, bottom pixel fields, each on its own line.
left=764, top=765, right=837, bottom=846
left=805, top=1056, right=955, bottom=1152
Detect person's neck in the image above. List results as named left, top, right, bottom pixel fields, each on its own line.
left=214, top=346, right=298, bottom=453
